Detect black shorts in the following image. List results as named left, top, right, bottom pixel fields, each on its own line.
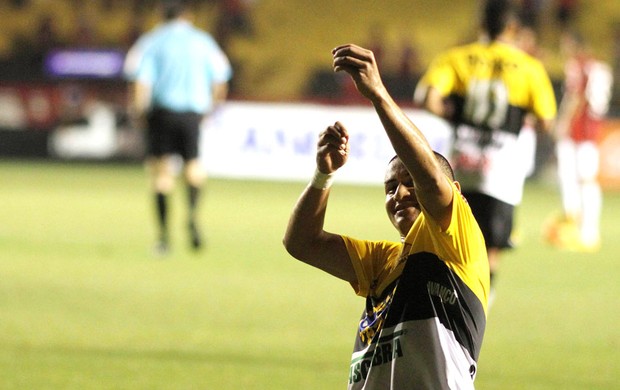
left=146, top=108, right=203, bottom=160
left=462, top=191, right=515, bottom=250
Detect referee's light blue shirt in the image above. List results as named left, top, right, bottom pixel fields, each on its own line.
left=124, top=20, right=232, bottom=114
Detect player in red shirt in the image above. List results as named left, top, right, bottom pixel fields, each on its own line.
left=544, top=31, right=613, bottom=252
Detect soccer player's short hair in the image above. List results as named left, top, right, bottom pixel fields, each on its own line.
left=388, top=152, right=455, bottom=181
left=162, top=0, right=190, bottom=20
left=482, top=0, right=520, bottom=40
left=433, top=152, right=455, bottom=181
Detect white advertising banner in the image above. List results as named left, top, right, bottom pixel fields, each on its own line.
left=201, top=101, right=453, bottom=186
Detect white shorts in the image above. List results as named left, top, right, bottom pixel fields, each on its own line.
left=556, top=139, right=599, bottom=181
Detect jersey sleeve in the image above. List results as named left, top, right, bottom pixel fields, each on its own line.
left=586, top=61, right=614, bottom=117
left=418, top=51, right=458, bottom=97
left=202, top=33, right=233, bottom=83
left=444, top=185, right=488, bottom=268
left=529, top=59, right=557, bottom=121
left=340, top=236, right=401, bottom=298
left=418, top=181, right=486, bottom=268
left=420, top=181, right=489, bottom=305
left=123, top=36, right=156, bottom=84
left=123, top=41, right=144, bottom=81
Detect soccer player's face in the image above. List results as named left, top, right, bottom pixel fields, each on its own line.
left=384, top=159, right=421, bottom=237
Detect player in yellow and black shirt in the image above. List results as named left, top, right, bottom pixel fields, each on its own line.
left=284, top=43, right=489, bottom=389
left=414, top=0, right=557, bottom=291
left=344, top=164, right=488, bottom=389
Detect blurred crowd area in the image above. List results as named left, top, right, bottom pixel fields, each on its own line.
left=0, top=0, right=619, bottom=106
left=0, top=0, right=251, bottom=80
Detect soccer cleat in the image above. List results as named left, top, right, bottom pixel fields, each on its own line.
left=543, top=214, right=601, bottom=253
left=565, top=238, right=601, bottom=253
left=542, top=214, right=579, bottom=248
left=153, top=240, right=170, bottom=257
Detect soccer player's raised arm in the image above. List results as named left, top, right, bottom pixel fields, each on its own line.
left=332, top=44, right=454, bottom=229
left=283, top=122, right=356, bottom=283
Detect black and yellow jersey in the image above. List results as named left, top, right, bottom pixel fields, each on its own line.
left=415, top=41, right=557, bottom=205
left=417, top=41, right=556, bottom=133
left=342, top=182, right=489, bottom=389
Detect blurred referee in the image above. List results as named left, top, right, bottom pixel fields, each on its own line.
left=124, top=0, right=232, bottom=255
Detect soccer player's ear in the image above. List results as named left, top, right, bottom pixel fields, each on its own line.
left=453, top=181, right=462, bottom=193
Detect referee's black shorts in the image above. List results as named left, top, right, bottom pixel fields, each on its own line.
left=462, top=191, right=515, bottom=250
left=146, top=108, right=203, bottom=160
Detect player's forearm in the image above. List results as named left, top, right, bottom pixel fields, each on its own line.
left=370, top=91, right=453, bottom=225
left=423, top=87, right=446, bottom=118
left=554, top=93, right=579, bottom=137
left=371, top=92, right=442, bottom=190
left=128, top=81, right=151, bottom=116
left=283, top=185, right=330, bottom=261
left=212, top=83, right=229, bottom=106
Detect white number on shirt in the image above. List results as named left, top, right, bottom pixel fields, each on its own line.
left=463, top=78, right=509, bottom=130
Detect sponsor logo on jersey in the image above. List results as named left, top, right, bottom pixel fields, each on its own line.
left=349, top=331, right=405, bottom=384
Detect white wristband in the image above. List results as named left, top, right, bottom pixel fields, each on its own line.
left=310, top=168, right=335, bottom=190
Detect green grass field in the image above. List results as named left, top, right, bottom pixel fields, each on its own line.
left=1, top=160, right=618, bottom=389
